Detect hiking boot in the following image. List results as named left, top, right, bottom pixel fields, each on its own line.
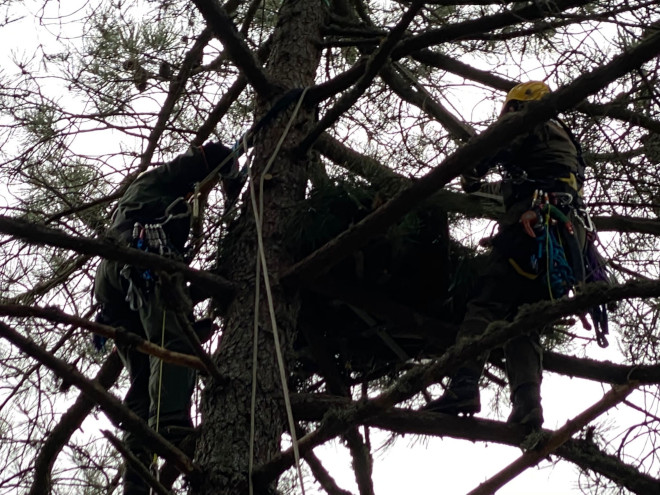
left=424, top=374, right=481, bottom=416
left=507, top=383, right=543, bottom=429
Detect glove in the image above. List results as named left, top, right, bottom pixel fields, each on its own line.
left=203, top=141, right=236, bottom=176
left=519, top=209, right=543, bottom=238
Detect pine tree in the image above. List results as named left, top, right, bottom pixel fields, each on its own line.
left=0, top=1, right=660, bottom=494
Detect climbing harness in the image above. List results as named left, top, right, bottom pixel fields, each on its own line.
left=120, top=222, right=168, bottom=310
left=515, top=190, right=577, bottom=299
left=512, top=186, right=614, bottom=347
left=121, top=196, right=191, bottom=310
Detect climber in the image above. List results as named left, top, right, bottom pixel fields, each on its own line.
left=94, top=141, right=237, bottom=495
left=425, top=81, right=588, bottom=429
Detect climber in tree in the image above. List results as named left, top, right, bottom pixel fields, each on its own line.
left=94, top=142, right=237, bottom=495
left=425, top=81, right=589, bottom=429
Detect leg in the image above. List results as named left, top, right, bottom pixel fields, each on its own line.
left=426, top=252, right=515, bottom=415
left=94, top=260, right=153, bottom=495
left=137, top=276, right=196, bottom=439
left=504, top=332, right=544, bottom=428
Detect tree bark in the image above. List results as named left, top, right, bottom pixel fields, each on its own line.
left=194, top=2, right=325, bottom=494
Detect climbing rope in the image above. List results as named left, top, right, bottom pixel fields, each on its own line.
left=150, top=309, right=167, bottom=495
left=248, top=87, right=309, bottom=495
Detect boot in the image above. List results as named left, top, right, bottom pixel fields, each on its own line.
left=507, top=383, right=543, bottom=429
left=424, top=370, right=481, bottom=416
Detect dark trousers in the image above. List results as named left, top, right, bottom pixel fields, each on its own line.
left=94, top=259, right=196, bottom=493
left=457, top=243, right=548, bottom=394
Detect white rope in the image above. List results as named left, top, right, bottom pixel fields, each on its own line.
left=248, top=88, right=309, bottom=495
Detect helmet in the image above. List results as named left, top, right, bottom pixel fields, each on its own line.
left=502, top=81, right=551, bottom=112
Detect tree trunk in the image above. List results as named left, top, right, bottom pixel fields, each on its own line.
left=194, top=2, right=325, bottom=493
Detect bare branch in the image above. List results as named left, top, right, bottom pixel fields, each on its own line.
left=0, top=215, right=235, bottom=305
left=0, top=321, right=200, bottom=480
left=0, top=303, right=207, bottom=372
left=466, top=383, right=638, bottom=495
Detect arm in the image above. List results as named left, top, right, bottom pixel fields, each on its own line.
left=136, top=142, right=233, bottom=199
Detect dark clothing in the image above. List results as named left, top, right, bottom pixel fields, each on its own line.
left=457, top=118, right=585, bottom=408
left=500, top=119, right=580, bottom=182
left=111, top=147, right=215, bottom=249
left=94, top=145, right=231, bottom=494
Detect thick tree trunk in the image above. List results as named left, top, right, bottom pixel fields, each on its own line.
left=194, top=2, right=325, bottom=494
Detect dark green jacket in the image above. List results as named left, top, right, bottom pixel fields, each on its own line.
left=111, top=147, right=212, bottom=252
left=502, top=119, right=579, bottom=182
left=477, top=119, right=581, bottom=227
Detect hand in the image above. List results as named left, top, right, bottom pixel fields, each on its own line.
left=202, top=141, right=235, bottom=173
left=520, top=209, right=541, bottom=238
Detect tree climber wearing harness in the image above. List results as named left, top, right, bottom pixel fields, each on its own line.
left=94, top=142, right=237, bottom=495
left=425, top=81, right=592, bottom=429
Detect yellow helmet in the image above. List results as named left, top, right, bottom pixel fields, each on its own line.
left=502, top=81, right=551, bottom=111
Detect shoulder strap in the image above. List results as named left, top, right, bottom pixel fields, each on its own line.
left=555, top=118, right=587, bottom=188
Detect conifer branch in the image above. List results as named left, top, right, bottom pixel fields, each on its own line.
left=0, top=321, right=200, bottom=480
left=102, top=430, right=174, bottom=495
left=28, top=352, right=123, bottom=495
left=466, top=382, right=638, bottom=495
left=298, top=1, right=427, bottom=153
left=191, top=0, right=274, bottom=97
left=284, top=27, right=660, bottom=285
left=394, top=0, right=593, bottom=57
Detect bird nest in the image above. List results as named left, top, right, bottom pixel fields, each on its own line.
left=285, top=180, right=477, bottom=385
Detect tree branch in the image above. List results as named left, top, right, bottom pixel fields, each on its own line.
left=393, top=0, right=593, bottom=58
left=191, top=0, right=274, bottom=98
left=102, top=429, right=174, bottom=495
left=0, top=303, right=207, bottom=372
left=256, top=278, right=660, bottom=484
left=412, top=49, right=660, bottom=135
left=298, top=0, right=427, bottom=153
left=592, top=214, right=660, bottom=236
left=543, top=351, right=660, bottom=385
left=284, top=27, right=660, bottom=286
left=382, top=63, right=476, bottom=142
left=299, top=307, right=375, bottom=495
left=371, top=408, right=660, bottom=495
left=303, top=448, right=354, bottom=495
left=0, top=215, right=235, bottom=305
left=140, top=28, right=214, bottom=171
left=28, top=351, right=123, bottom=495
left=466, top=382, right=637, bottom=495
left=289, top=393, right=660, bottom=495
left=316, top=131, right=660, bottom=236
left=0, top=321, right=200, bottom=480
